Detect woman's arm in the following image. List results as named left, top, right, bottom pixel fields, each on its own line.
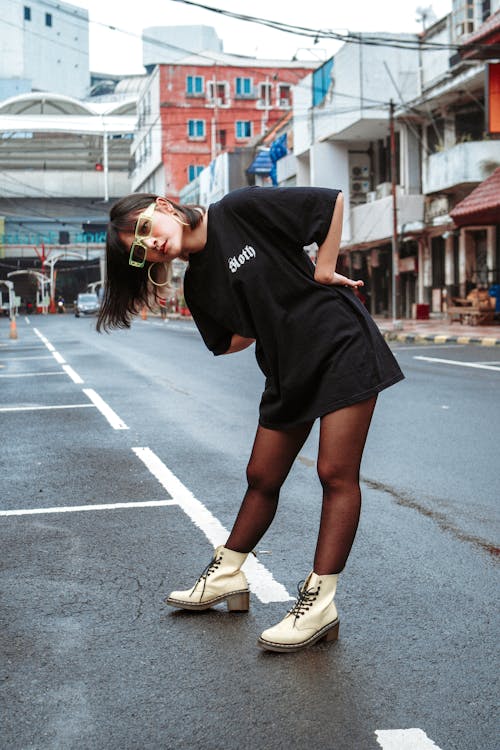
left=222, top=334, right=256, bottom=355
left=313, top=192, right=364, bottom=289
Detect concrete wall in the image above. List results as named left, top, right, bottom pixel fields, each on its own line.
left=351, top=193, right=424, bottom=244
left=310, top=141, right=351, bottom=242
left=143, top=26, right=222, bottom=66
left=0, top=0, right=90, bottom=99
left=0, top=169, right=131, bottom=200
left=423, top=141, right=500, bottom=193
left=132, top=68, right=163, bottom=192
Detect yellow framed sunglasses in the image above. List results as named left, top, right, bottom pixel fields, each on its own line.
left=129, top=202, right=156, bottom=268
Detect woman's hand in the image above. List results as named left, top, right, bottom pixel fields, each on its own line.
left=314, top=270, right=364, bottom=288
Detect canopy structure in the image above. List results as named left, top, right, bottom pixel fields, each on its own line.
left=450, top=167, right=500, bottom=226
left=247, top=149, right=273, bottom=175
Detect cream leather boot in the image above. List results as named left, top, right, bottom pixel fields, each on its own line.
left=165, top=545, right=250, bottom=612
left=258, top=571, right=339, bottom=652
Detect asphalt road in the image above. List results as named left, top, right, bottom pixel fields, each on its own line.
left=1, top=314, right=498, bottom=750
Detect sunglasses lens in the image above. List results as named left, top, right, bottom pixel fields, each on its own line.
left=130, top=243, right=146, bottom=265
left=136, top=216, right=152, bottom=237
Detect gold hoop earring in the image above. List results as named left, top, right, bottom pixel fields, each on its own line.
left=147, top=262, right=171, bottom=287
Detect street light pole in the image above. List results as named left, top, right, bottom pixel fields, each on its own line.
left=389, top=99, right=401, bottom=326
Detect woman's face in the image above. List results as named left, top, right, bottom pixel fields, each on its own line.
left=119, top=199, right=187, bottom=265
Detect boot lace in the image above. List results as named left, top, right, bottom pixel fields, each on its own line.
left=189, top=551, right=223, bottom=599
left=288, top=580, right=320, bottom=625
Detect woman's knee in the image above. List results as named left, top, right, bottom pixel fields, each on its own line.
left=246, top=460, right=283, bottom=495
left=316, top=458, right=359, bottom=493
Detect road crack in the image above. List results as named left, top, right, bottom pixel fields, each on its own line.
left=361, top=476, right=499, bottom=560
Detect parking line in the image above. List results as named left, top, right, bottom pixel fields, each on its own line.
left=133, top=446, right=292, bottom=604
left=33, top=328, right=54, bottom=351
left=0, top=403, right=94, bottom=413
left=375, top=728, right=442, bottom=749
left=0, top=371, right=65, bottom=378
left=0, top=355, right=53, bottom=361
left=63, top=364, right=84, bottom=384
left=414, top=355, right=500, bottom=371
left=0, top=500, right=177, bottom=516
left=52, top=351, right=66, bottom=364
left=83, top=388, right=129, bottom=430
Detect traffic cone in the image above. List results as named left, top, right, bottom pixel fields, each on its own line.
left=141, top=305, right=147, bottom=320
left=9, top=317, right=18, bottom=340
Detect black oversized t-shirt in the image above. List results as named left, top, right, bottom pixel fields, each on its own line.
left=184, top=186, right=404, bottom=429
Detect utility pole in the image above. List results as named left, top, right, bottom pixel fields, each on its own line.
left=389, top=99, right=401, bottom=325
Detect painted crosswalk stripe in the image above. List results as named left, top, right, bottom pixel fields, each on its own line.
left=133, top=446, right=292, bottom=604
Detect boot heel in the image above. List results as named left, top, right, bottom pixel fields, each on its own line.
left=227, top=591, right=250, bottom=612
left=323, top=620, right=340, bottom=642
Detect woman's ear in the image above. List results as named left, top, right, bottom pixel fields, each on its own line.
left=155, top=197, right=174, bottom=213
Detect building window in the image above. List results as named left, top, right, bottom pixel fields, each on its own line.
left=236, top=120, right=252, bottom=139
left=217, top=129, right=227, bottom=150
left=188, top=165, right=204, bottom=181
left=207, top=81, right=228, bottom=106
left=45, top=12, right=52, bottom=26
left=453, top=0, right=475, bottom=36
left=235, top=77, right=254, bottom=98
left=258, top=82, right=272, bottom=108
left=278, top=84, right=291, bottom=107
left=24, top=6, right=31, bottom=20
left=188, top=119, right=205, bottom=139
left=186, top=76, right=204, bottom=96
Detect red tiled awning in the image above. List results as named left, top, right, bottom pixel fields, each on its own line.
left=450, top=167, right=500, bottom=226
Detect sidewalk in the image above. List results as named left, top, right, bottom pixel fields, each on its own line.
left=374, top=315, right=500, bottom=346
left=163, top=311, right=500, bottom=345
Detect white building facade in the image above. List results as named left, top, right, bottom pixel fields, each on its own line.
left=0, top=0, right=90, bottom=100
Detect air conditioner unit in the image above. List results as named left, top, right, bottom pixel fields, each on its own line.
left=351, top=179, right=370, bottom=193
left=279, top=98, right=290, bottom=107
left=351, top=165, right=369, bottom=178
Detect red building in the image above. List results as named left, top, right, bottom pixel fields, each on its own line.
left=132, top=53, right=316, bottom=201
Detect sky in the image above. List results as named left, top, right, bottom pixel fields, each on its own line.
left=72, top=0, right=453, bottom=75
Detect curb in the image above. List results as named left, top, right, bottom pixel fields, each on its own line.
left=381, top=330, right=500, bottom=347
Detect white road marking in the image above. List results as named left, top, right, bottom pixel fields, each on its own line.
left=62, top=364, right=84, bottom=384
left=0, top=500, right=177, bottom=517
left=0, top=355, right=53, bottom=361
left=414, top=355, right=500, bottom=372
left=33, top=328, right=55, bottom=351
left=52, top=351, right=66, bottom=364
left=394, top=344, right=465, bottom=351
left=83, top=388, right=129, bottom=430
left=0, top=403, right=94, bottom=413
left=133, top=446, right=292, bottom=603
left=32, top=327, right=83, bottom=382
left=375, top=728, right=443, bottom=749
left=0, top=371, right=65, bottom=378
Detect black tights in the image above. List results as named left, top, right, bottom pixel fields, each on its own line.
left=225, top=396, right=377, bottom=575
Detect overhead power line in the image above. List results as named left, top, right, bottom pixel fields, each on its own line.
left=169, top=0, right=499, bottom=54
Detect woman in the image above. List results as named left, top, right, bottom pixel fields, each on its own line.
left=98, top=186, right=404, bottom=653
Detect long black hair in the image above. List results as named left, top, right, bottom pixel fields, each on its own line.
left=96, top=193, right=204, bottom=332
